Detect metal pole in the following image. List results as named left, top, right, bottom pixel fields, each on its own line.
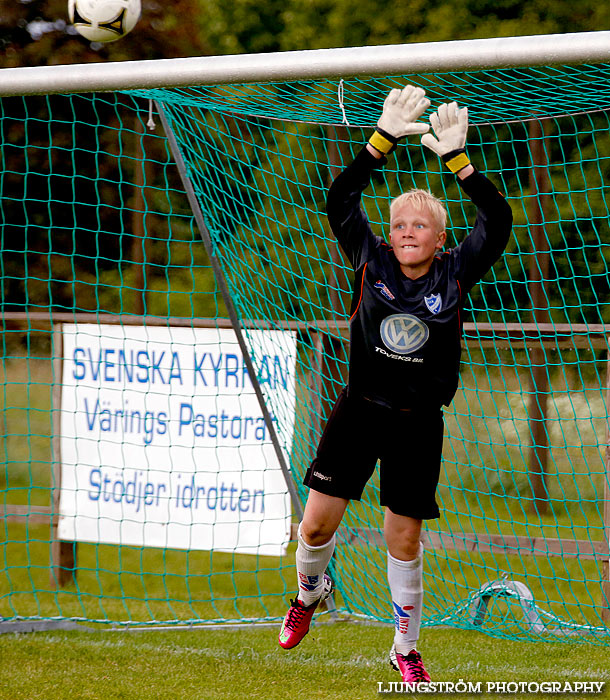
left=131, top=115, right=151, bottom=316
left=155, top=101, right=304, bottom=521
left=50, top=325, right=77, bottom=588
left=1, top=31, right=610, bottom=97
left=603, top=345, right=610, bottom=624
left=527, top=118, right=551, bottom=515
left=327, top=125, right=349, bottom=317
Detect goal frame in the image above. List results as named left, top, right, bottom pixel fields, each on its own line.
left=1, top=29, right=610, bottom=633
left=0, top=31, right=609, bottom=97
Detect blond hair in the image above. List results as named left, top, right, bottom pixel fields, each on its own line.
left=390, top=189, right=447, bottom=233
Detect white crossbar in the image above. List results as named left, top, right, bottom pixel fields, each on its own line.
left=0, top=31, right=609, bottom=97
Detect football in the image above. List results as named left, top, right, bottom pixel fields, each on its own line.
left=68, top=0, right=141, bottom=43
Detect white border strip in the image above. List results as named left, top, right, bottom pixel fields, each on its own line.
left=0, top=31, right=609, bottom=97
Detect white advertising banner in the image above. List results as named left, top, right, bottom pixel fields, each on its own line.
left=58, top=324, right=296, bottom=556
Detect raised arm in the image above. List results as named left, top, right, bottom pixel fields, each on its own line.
left=327, top=85, right=430, bottom=269
left=421, top=102, right=513, bottom=290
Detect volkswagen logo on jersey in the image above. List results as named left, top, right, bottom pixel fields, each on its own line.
left=374, top=279, right=395, bottom=301
left=380, top=314, right=429, bottom=354
left=392, top=601, right=414, bottom=634
left=424, top=293, right=442, bottom=315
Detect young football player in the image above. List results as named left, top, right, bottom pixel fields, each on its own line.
left=278, top=85, right=512, bottom=684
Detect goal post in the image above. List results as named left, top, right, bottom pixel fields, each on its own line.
left=1, top=32, right=610, bottom=642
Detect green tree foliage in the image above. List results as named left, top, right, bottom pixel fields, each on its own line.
left=198, top=0, right=610, bottom=54
left=0, top=1, right=224, bottom=318
left=0, top=92, right=224, bottom=318
left=199, top=0, right=288, bottom=54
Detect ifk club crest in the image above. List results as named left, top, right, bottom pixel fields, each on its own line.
left=424, top=293, right=442, bottom=315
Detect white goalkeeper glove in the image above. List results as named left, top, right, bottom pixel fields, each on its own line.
left=368, top=85, right=430, bottom=156
left=421, top=102, right=471, bottom=174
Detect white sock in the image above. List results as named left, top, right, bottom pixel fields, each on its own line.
left=387, top=543, right=424, bottom=655
left=295, top=523, right=335, bottom=606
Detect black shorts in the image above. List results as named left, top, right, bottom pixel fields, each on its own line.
left=303, top=388, right=443, bottom=519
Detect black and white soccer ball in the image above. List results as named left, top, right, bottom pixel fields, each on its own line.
left=68, top=0, right=141, bottom=43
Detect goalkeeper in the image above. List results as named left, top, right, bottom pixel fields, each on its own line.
left=278, top=86, right=512, bottom=684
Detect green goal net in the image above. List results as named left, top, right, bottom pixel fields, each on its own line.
left=1, top=53, right=610, bottom=644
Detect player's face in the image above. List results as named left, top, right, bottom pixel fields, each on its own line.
left=389, top=203, right=446, bottom=279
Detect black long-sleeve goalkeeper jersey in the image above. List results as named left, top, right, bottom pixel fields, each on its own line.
left=326, top=147, right=512, bottom=410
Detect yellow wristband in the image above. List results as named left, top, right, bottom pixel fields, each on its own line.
left=368, top=130, right=395, bottom=155
left=444, top=152, right=471, bottom=174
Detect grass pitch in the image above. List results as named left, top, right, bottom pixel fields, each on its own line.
left=1, top=356, right=609, bottom=699
left=0, top=623, right=608, bottom=700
